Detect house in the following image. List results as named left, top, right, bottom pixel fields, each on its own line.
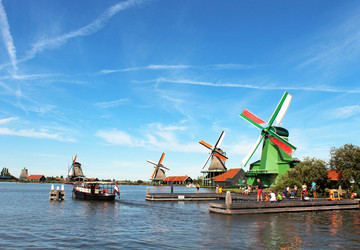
left=162, top=176, right=193, bottom=185
left=26, top=175, right=46, bottom=182
left=213, top=168, right=246, bottom=187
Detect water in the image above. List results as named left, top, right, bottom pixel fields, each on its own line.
left=1, top=182, right=360, bottom=249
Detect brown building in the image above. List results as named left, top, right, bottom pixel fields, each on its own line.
left=213, top=168, right=246, bottom=187
left=163, top=176, right=193, bottom=185
left=26, top=175, right=46, bottom=182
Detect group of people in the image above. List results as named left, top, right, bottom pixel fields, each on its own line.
left=255, top=179, right=318, bottom=202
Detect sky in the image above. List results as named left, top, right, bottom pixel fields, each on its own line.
left=0, top=0, right=360, bottom=181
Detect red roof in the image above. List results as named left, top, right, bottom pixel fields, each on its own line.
left=213, top=168, right=241, bottom=182
left=26, top=175, right=45, bottom=180
left=328, top=170, right=341, bottom=180
left=163, top=176, right=191, bottom=182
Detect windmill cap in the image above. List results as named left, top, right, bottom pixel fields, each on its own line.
left=267, top=126, right=289, bottom=137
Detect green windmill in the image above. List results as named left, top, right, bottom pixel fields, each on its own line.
left=240, top=92, right=299, bottom=187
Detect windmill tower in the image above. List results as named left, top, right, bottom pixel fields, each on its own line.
left=147, top=153, right=169, bottom=185
left=240, top=91, right=299, bottom=187
left=67, top=155, right=85, bottom=183
left=199, top=131, right=228, bottom=186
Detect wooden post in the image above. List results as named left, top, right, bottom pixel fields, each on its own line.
left=225, top=191, right=232, bottom=206
left=55, top=186, right=60, bottom=200
left=146, top=187, right=150, bottom=195
left=216, top=186, right=219, bottom=194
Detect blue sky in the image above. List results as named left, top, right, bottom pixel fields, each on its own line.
left=0, top=0, right=360, bottom=180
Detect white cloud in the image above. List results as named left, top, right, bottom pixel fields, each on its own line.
left=149, top=78, right=360, bottom=93
left=331, top=105, right=360, bottom=119
left=96, top=122, right=202, bottom=153
left=0, top=0, right=17, bottom=72
left=95, top=98, right=129, bottom=109
left=0, top=117, right=17, bottom=124
left=19, top=0, right=144, bottom=63
left=0, top=127, right=75, bottom=142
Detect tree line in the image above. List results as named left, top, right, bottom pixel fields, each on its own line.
left=274, top=143, right=360, bottom=195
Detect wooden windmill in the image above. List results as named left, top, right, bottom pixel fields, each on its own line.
left=199, top=131, right=228, bottom=186
left=147, top=153, right=169, bottom=184
left=240, top=91, right=299, bottom=187
left=67, top=155, right=85, bottom=183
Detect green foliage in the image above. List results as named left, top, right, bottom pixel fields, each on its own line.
left=1, top=167, right=10, bottom=176
left=329, top=144, right=360, bottom=193
left=274, top=157, right=330, bottom=194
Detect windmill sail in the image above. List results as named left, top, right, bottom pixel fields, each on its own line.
left=240, top=92, right=296, bottom=168
left=199, top=131, right=228, bottom=170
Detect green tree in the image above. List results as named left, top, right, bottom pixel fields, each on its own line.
left=275, top=157, right=329, bottom=195
left=329, top=144, right=360, bottom=193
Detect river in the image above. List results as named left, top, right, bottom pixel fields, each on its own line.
left=0, top=182, right=359, bottom=249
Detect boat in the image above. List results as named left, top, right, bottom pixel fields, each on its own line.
left=72, top=181, right=120, bottom=201
left=186, top=183, right=196, bottom=188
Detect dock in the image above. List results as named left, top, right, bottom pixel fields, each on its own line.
left=146, top=192, right=225, bottom=201
left=209, top=199, right=360, bottom=215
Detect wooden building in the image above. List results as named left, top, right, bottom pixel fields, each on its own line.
left=26, top=175, right=46, bottom=182
left=19, top=168, right=28, bottom=180
left=213, top=168, right=246, bottom=187
left=162, top=176, right=193, bottom=185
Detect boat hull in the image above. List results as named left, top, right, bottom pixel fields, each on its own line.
left=72, top=189, right=115, bottom=201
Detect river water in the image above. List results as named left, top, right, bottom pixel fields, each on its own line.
left=1, top=182, right=359, bottom=249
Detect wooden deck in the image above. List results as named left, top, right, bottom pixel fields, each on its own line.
left=209, top=199, right=360, bottom=215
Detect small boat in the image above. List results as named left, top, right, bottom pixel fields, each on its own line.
left=186, top=183, right=196, bottom=188
left=72, top=181, right=120, bottom=201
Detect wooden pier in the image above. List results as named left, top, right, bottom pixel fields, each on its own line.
left=209, top=198, right=360, bottom=215
left=145, top=191, right=256, bottom=201
left=49, top=184, right=65, bottom=201
left=146, top=192, right=226, bottom=201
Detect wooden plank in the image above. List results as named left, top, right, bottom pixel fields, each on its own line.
left=209, top=204, right=359, bottom=215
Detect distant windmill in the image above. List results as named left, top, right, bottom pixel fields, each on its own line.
left=240, top=91, right=299, bottom=187
left=147, top=153, right=169, bottom=184
left=67, top=155, right=85, bottom=183
left=199, top=131, right=228, bottom=186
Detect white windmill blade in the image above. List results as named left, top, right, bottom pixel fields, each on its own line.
left=202, top=153, right=212, bottom=169
left=241, top=134, right=265, bottom=167
left=160, top=165, right=170, bottom=170
left=268, top=92, right=292, bottom=127
left=214, top=131, right=226, bottom=149
left=147, top=160, right=158, bottom=166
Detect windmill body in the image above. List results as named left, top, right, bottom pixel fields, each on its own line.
left=240, top=92, right=299, bottom=187
left=67, top=155, right=85, bottom=183
left=199, top=131, right=228, bottom=186
left=148, top=153, right=169, bottom=185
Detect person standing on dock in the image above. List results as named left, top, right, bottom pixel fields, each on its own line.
left=311, top=181, right=317, bottom=199
left=256, top=179, right=264, bottom=202
left=196, top=184, right=200, bottom=194
left=301, top=183, right=308, bottom=200
left=171, top=182, right=174, bottom=193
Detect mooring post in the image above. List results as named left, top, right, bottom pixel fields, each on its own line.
left=225, top=191, right=232, bottom=207
left=146, top=187, right=150, bottom=195
left=216, top=186, right=219, bottom=194
left=55, top=186, right=60, bottom=200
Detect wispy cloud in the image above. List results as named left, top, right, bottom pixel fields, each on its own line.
left=95, top=98, right=129, bottom=109
left=99, top=63, right=256, bottom=74
left=298, top=7, right=360, bottom=72
left=0, top=117, right=17, bottom=124
left=19, top=0, right=144, bottom=63
left=0, top=0, right=17, bottom=73
left=146, top=77, right=360, bottom=94
left=96, top=122, right=201, bottom=153
left=330, top=105, right=360, bottom=119
left=0, top=127, right=75, bottom=142
left=100, top=64, right=191, bottom=74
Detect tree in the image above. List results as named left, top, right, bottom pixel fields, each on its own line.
left=329, top=144, right=360, bottom=193
left=274, top=157, right=330, bottom=195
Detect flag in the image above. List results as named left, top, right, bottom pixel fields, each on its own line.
left=113, top=183, right=120, bottom=197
